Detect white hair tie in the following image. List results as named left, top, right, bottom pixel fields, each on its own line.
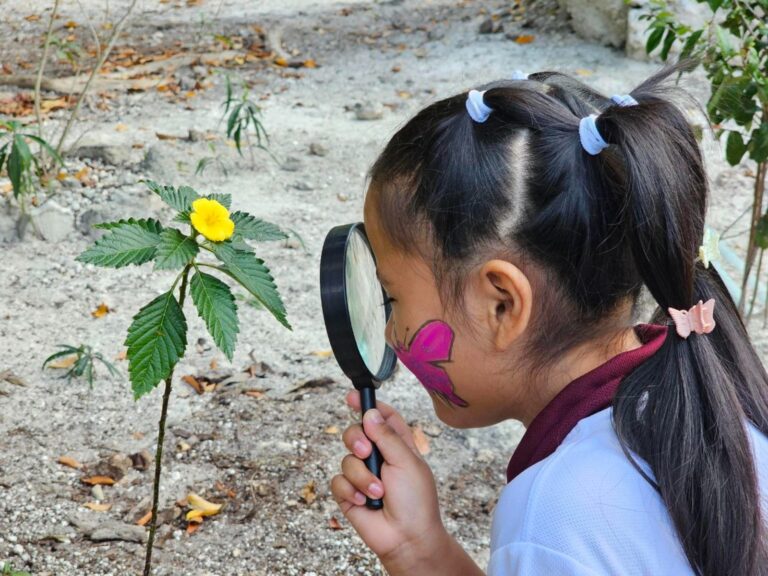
left=579, top=114, right=608, bottom=155
left=611, top=94, right=638, bottom=107
left=511, top=70, right=528, bottom=80
left=466, top=90, right=492, bottom=123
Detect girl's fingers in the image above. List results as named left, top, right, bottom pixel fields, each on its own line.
left=342, top=423, right=372, bottom=459
left=331, top=473, right=367, bottom=510
left=341, top=453, right=385, bottom=500
left=345, top=390, right=419, bottom=455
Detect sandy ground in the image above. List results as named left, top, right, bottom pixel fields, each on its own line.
left=0, top=0, right=765, bottom=574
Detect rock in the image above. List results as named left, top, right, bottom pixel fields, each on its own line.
left=308, top=142, right=329, bottom=157
left=281, top=156, right=303, bottom=172
left=70, top=134, right=135, bottom=166
left=558, top=0, right=627, bottom=48
left=0, top=206, right=18, bottom=243
left=478, top=17, right=503, bottom=34
left=354, top=101, right=384, bottom=121
left=91, top=484, right=105, bottom=501
left=130, top=450, right=152, bottom=471
left=92, top=452, right=133, bottom=481
left=178, top=75, right=196, bottom=91
left=140, top=145, right=177, bottom=182
left=89, top=520, right=147, bottom=543
left=291, top=180, right=314, bottom=191
left=78, top=208, right=112, bottom=238
left=32, top=200, right=74, bottom=243
left=188, top=128, right=205, bottom=142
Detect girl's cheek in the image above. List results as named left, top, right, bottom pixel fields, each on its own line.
left=384, top=314, right=396, bottom=348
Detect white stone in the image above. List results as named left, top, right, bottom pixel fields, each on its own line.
left=33, top=200, right=75, bottom=243
left=558, top=0, right=628, bottom=48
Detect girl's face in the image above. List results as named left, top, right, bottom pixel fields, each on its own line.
left=363, top=194, right=532, bottom=429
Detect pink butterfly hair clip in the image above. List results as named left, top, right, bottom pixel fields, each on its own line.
left=667, top=299, right=716, bottom=339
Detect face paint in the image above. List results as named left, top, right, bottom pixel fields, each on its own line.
left=393, top=319, right=469, bottom=408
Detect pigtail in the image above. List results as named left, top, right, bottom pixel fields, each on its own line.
left=597, top=65, right=768, bottom=576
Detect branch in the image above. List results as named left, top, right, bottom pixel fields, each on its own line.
left=34, top=0, right=63, bottom=148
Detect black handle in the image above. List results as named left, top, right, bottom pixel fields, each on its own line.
left=359, top=386, right=384, bottom=510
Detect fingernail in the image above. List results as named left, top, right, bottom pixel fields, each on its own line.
left=353, top=491, right=366, bottom=505
left=366, top=409, right=384, bottom=425
left=368, top=482, right=383, bottom=498
left=353, top=440, right=368, bottom=457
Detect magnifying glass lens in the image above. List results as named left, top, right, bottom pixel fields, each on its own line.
left=345, top=228, right=388, bottom=375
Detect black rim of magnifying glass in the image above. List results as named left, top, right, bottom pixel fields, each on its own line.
left=320, top=223, right=397, bottom=387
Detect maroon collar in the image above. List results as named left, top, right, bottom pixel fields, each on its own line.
left=506, top=324, right=668, bottom=483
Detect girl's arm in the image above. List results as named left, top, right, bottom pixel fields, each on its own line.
left=331, top=391, right=485, bottom=576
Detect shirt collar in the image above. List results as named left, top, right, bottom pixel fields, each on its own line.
left=506, top=324, right=668, bottom=483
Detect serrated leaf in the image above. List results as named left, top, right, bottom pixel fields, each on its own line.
left=206, top=193, right=231, bottom=209
left=190, top=271, right=239, bottom=360
left=213, top=243, right=290, bottom=329
left=93, top=218, right=163, bottom=231
left=231, top=211, right=288, bottom=242
left=125, top=291, right=187, bottom=399
left=154, top=228, right=199, bottom=270
left=77, top=220, right=163, bottom=268
left=145, top=180, right=199, bottom=212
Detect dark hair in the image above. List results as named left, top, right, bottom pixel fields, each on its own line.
left=368, top=63, right=768, bottom=575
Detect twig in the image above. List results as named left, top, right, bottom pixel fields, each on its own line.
left=34, top=0, right=63, bottom=160
left=55, top=0, right=140, bottom=155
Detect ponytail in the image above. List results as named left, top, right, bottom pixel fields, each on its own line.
left=598, top=65, right=768, bottom=575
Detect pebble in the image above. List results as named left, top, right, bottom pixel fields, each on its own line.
left=308, top=142, right=329, bottom=157
left=291, top=180, right=314, bottom=191
left=281, top=156, right=303, bottom=172
left=354, top=101, right=384, bottom=121
left=91, top=485, right=105, bottom=501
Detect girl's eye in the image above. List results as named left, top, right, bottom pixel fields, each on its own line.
left=383, top=295, right=396, bottom=306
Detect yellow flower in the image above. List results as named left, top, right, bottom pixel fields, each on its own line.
left=190, top=198, right=235, bottom=242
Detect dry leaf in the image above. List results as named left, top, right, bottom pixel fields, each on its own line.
left=186, top=522, right=201, bottom=535
left=209, top=359, right=218, bottom=370
left=328, top=516, right=344, bottom=530
left=65, top=20, right=78, bottom=29
left=303, top=59, right=317, bottom=68
left=74, top=167, right=90, bottom=181
left=243, top=389, right=266, bottom=399
left=91, top=303, right=112, bottom=318
left=25, top=14, right=41, bottom=21
left=185, top=492, right=222, bottom=522
left=182, top=374, right=204, bottom=395
left=116, top=350, right=128, bottom=361
left=155, top=132, right=179, bottom=141
left=300, top=480, right=317, bottom=505
left=274, top=56, right=288, bottom=67
left=115, top=123, right=129, bottom=132
left=136, top=510, right=152, bottom=526
left=81, top=476, right=116, bottom=486
left=324, top=425, right=339, bottom=435
left=48, top=355, right=77, bottom=369
left=412, top=424, right=431, bottom=455
left=84, top=502, right=112, bottom=511
left=310, top=350, right=333, bottom=359
left=57, top=455, right=83, bottom=469
left=513, top=34, right=535, bottom=44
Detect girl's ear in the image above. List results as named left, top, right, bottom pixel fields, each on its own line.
left=476, top=260, right=533, bottom=351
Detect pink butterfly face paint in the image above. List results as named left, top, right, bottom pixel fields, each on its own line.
left=393, top=320, right=469, bottom=408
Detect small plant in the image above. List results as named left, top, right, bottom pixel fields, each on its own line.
left=42, top=343, right=120, bottom=388
left=0, top=120, right=63, bottom=209
left=195, top=141, right=230, bottom=178
left=76, top=180, right=290, bottom=576
left=222, top=76, right=271, bottom=167
left=642, top=0, right=768, bottom=314
left=1, top=562, right=31, bottom=576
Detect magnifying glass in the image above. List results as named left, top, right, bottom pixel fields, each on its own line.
left=320, top=223, right=397, bottom=510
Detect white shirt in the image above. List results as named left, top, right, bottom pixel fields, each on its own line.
left=488, top=408, right=768, bottom=575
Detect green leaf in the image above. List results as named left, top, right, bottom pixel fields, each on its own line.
left=646, top=26, right=665, bottom=54
left=93, top=217, right=162, bottom=230
left=206, top=193, right=232, bottom=209
left=154, top=228, right=199, bottom=270
left=77, top=220, right=163, bottom=268
left=726, top=131, right=748, bottom=165
left=0, top=142, right=9, bottom=171
left=231, top=211, right=288, bottom=242
left=213, top=243, right=290, bottom=329
left=145, top=181, right=199, bottom=212
left=749, top=124, right=768, bottom=163
left=22, top=134, right=64, bottom=166
left=8, top=134, right=31, bottom=197
left=660, top=29, right=676, bottom=61
left=125, top=291, right=187, bottom=399
left=679, top=29, right=703, bottom=61
left=715, top=25, right=733, bottom=56
left=190, top=271, right=239, bottom=360
left=706, top=0, right=723, bottom=11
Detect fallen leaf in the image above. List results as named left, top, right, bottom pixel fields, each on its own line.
left=513, top=34, right=535, bottom=44
left=116, top=350, right=128, bottom=361
left=81, top=476, right=116, bottom=486
left=115, top=123, right=129, bottom=132
left=91, top=302, right=112, bottom=318
left=243, top=389, right=267, bottom=399
left=136, top=510, right=152, bottom=526
left=324, top=425, right=339, bottom=435
left=412, top=424, right=431, bottom=455
left=186, top=522, right=201, bottom=534
left=74, top=167, right=90, bottom=181
left=303, top=59, right=317, bottom=68
left=64, top=20, right=78, bottom=29
left=57, top=456, right=83, bottom=469
left=84, top=502, right=112, bottom=511
left=328, top=516, right=344, bottom=530
left=25, top=14, right=41, bottom=21
left=185, top=492, right=222, bottom=522
left=209, top=359, right=218, bottom=370
left=48, top=355, right=77, bottom=369
left=274, top=56, right=288, bottom=67
left=182, top=374, right=204, bottom=395
left=300, top=480, right=317, bottom=505
left=155, top=132, right=179, bottom=141
left=310, top=349, right=333, bottom=359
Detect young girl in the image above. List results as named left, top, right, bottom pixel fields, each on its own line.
left=329, top=63, right=768, bottom=576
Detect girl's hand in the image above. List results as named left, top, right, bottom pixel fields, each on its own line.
left=331, top=390, right=449, bottom=572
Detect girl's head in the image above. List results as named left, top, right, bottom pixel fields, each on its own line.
left=364, top=63, right=768, bottom=575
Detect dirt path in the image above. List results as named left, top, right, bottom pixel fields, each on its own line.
left=0, top=1, right=763, bottom=574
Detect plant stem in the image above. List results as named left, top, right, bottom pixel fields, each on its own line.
left=55, top=0, right=139, bottom=155
left=739, top=159, right=767, bottom=314
left=34, top=0, right=62, bottom=164
left=142, top=263, right=191, bottom=576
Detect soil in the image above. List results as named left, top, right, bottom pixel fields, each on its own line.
left=0, top=0, right=764, bottom=575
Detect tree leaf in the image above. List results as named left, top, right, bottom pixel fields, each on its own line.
left=231, top=211, right=288, bottom=242
left=206, top=193, right=231, bottom=209
left=154, top=228, right=199, bottom=270
left=679, top=29, right=703, bottom=62
left=646, top=26, right=665, bottom=54
left=8, top=134, right=31, bottom=197
left=749, top=124, right=768, bottom=163
left=725, top=130, right=747, bottom=166
left=213, top=243, right=290, bottom=329
left=77, top=220, right=163, bottom=268
left=660, top=29, right=676, bottom=61
left=124, top=291, right=187, bottom=399
left=145, top=180, right=199, bottom=212
left=190, top=271, right=239, bottom=360
left=22, top=134, right=64, bottom=166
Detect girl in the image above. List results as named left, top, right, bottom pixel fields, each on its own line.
left=329, top=63, right=768, bottom=575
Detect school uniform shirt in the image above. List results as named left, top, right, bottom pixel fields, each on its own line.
left=488, top=324, right=768, bottom=575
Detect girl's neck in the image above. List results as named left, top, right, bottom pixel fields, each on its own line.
left=518, top=326, right=643, bottom=427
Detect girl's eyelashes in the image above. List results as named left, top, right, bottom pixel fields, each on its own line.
left=383, top=295, right=397, bottom=306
